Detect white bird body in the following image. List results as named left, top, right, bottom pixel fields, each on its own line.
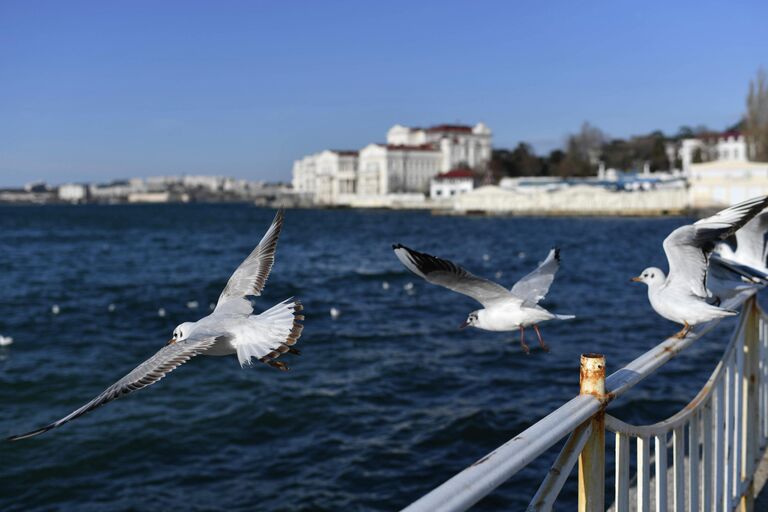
left=643, top=269, right=736, bottom=326
left=393, top=244, right=574, bottom=352
left=633, top=195, right=768, bottom=338
left=8, top=209, right=303, bottom=441
left=477, top=303, right=560, bottom=332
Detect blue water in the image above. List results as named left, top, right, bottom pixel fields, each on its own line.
left=0, top=205, right=743, bottom=510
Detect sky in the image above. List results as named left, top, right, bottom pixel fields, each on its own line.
left=1, top=1, right=767, bottom=186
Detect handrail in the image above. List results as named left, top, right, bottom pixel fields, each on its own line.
left=401, top=287, right=762, bottom=512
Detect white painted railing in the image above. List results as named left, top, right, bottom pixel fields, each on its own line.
left=401, top=289, right=768, bottom=512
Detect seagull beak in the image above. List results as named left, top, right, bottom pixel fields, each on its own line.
left=459, top=320, right=469, bottom=330
left=630, top=276, right=642, bottom=283
left=166, top=338, right=176, bottom=346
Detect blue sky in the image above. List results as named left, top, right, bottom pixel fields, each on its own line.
left=1, top=0, right=766, bottom=186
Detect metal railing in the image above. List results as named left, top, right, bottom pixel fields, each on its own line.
left=401, top=289, right=768, bottom=512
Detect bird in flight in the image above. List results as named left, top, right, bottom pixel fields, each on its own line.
left=8, top=209, right=303, bottom=441
left=393, top=244, right=574, bottom=353
left=631, top=195, right=768, bottom=339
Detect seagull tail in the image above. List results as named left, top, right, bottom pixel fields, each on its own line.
left=236, top=298, right=304, bottom=370
left=554, top=314, right=576, bottom=320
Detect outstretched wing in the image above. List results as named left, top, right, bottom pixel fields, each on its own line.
left=215, top=209, right=284, bottom=315
left=7, top=333, right=223, bottom=441
left=510, top=248, right=561, bottom=305
left=393, top=244, right=513, bottom=307
left=665, top=195, right=768, bottom=298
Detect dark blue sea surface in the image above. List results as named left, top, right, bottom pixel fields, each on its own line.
left=0, top=205, right=746, bottom=510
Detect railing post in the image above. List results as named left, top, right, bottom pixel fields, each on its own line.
left=741, top=297, right=759, bottom=512
left=578, top=353, right=606, bottom=512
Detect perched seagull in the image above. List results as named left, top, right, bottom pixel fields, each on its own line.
left=393, top=244, right=574, bottom=353
left=631, top=196, right=768, bottom=339
left=8, top=209, right=303, bottom=441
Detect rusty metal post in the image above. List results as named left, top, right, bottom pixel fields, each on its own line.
left=578, top=353, right=606, bottom=512
left=741, top=297, right=759, bottom=512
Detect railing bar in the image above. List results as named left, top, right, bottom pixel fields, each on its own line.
left=615, top=432, right=630, bottom=512
left=714, top=378, right=724, bottom=512
left=401, top=394, right=602, bottom=512
left=655, top=433, right=668, bottom=512
left=688, top=417, right=699, bottom=512
left=701, top=400, right=712, bottom=512
left=637, top=436, right=650, bottom=512
left=527, top=421, right=593, bottom=512
left=734, top=332, right=744, bottom=503
left=725, top=357, right=734, bottom=510
left=673, top=426, right=685, bottom=512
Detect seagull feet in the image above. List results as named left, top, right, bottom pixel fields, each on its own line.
left=519, top=327, right=530, bottom=355
left=533, top=324, right=550, bottom=353
left=672, top=322, right=692, bottom=339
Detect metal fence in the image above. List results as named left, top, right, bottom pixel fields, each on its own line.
left=401, top=290, right=768, bottom=512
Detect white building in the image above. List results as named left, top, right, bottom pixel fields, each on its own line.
left=58, top=184, right=87, bottom=202
left=291, top=150, right=358, bottom=204
left=679, top=131, right=749, bottom=174
left=292, top=121, right=492, bottom=203
left=357, top=143, right=442, bottom=195
left=688, top=160, right=768, bottom=208
left=430, top=168, right=475, bottom=199
left=387, top=123, right=492, bottom=172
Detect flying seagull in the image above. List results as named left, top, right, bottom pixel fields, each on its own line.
left=393, top=244, right=574, bottom=353
left=712, top=209, right=768, bottom=283
left=8, top=209, right=303, bottom=441
left=631, top=195, right=768, bottom=339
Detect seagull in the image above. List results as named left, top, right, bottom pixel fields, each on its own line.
left=631, top=195, right=768, bottom=339
left=393, top=244, right=574, bottom=353
left=8, top=209, right=303, bottom=441
left=712, top=210, right=768, bottom=283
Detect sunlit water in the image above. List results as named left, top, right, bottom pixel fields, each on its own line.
left=0, top=204, right=746, bottom=510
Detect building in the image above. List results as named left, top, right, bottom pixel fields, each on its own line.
left=292, top=121, right=492, bottom=203
left=430, top=168, right=475, bottom=199
left=680, top=131, right=749, bottom=174
left=357, top=143, right=442, bottom=195
left=688, top=160, right=768, bottom=208
left=291, top=150, right=358, bottom=204
left=387, top=122, right=492, bottom=172
left=58, top=184, right=88, bottom=203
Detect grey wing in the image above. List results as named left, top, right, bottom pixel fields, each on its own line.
left=510, top=248, right=561, bottom=305
left=215, top=209, right=284, bottom=315
left=734, top=211, right=768, bottom=266
left=665, top=195, right=768, bottom=297
left=6, top=333, right=223, bottom=441
left=393, top=244, right=514, bottom=307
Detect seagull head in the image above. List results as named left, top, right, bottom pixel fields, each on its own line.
left=460, top=311, right=480, bottom=329
left=169, top=322, right=196, bottom=345
left=631, top=267, right=665, bottom=287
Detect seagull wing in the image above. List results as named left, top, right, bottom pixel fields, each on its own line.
left=664, top=195, right=768, bottom=298
left=7, top=333, right=224, bottom=441
left=393, top=244, right=514, bottom=307
left=215, top=209, right=284, bottom=315
left=510, top=248, right=561, bottom=305
left=734, top=211, right=768, bottom=267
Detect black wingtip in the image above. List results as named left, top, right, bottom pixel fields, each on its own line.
left=392, top=243, right=404, bottom=250
left=553, top=247, right=561, bottom=261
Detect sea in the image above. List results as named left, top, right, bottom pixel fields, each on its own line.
left=0, top=204, right=746, bottom=511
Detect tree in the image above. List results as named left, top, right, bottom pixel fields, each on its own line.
left=746, top=68, right=768, bottom=161
left=558, top=122, right=605, bottom=177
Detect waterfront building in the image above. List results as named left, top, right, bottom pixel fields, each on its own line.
left=679, top=131, right=749, bottom=174
left=386, top=122, right=492, bottom=172
left=357, top=143, right=442, bottom=196
left=291, top=150, right=358, bottom=205
left=292, top=122, right=492, bottom=203
left=58, top=184, right=87, bottom=202
left=429, top=168, right=475, bottom=199
left=688, top=160, right=768, bottom=208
